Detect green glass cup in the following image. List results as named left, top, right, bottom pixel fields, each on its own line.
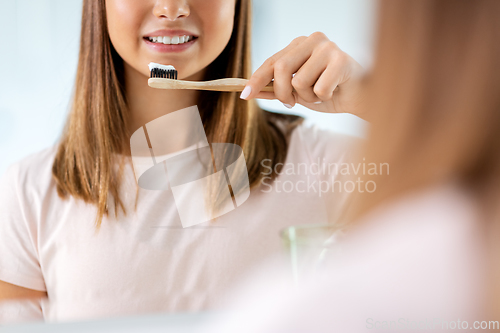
left=280, top=223, right=345, bottom=286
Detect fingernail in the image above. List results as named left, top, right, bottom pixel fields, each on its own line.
left=240, top=86, right=252, bottom=99
left=314, top=101, right=322, bottom=104
left=283, top=103, right=293, bottom=109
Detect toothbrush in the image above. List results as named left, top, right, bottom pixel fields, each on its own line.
left=148, top=62, right=276, bottom=92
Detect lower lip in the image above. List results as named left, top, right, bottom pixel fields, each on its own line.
left=144, top=37, right=198, bottom=53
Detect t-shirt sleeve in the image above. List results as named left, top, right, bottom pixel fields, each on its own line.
left=0, top=298, right=44, bottom=325
left=0, top=163, right=46, bottom=292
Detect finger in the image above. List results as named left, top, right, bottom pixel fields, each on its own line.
left=291, top=54, right=328, bottom=103
left=268, top=33, right=333, bottom=107
left=313, top=63, right=344, bottom=101
left=240, top=36, right=307, bottom=100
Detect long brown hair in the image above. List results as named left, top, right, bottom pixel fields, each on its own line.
left=52, top=0, right=302, bottom=228
left=351, top=0, right=500, bottom=315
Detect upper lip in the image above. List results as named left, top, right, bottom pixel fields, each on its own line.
left=144, top=29, right=198, bottom=38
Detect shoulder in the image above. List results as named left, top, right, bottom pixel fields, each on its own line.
left=340, top=182, right=485, bottom=303
left=289, top=120, right=363, bottom=164
left=288, top=184, right=484, bottom=329
left=262, top=110, right=303, bottom=142
left=351, top=181, right=480, bottom=246
left=1, top=145, right=58, bottom=196
left=295, top=121, right=361, bottom=148
left=322, top=183, right=485, bottom=319
left=262, top=109, right=363, bottom=160
left=3, top=145, right=58, bottom=179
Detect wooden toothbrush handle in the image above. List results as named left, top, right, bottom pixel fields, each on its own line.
left=148, top=78, right=275, bottom=92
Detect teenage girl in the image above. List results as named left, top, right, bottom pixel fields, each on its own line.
left=0, top=0, right=364, bottom=323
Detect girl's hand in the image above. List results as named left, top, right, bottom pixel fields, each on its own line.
left=240, top=32, right=365, bottom=118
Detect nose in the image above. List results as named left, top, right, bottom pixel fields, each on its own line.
left=153, top=0, right=190, bottom=20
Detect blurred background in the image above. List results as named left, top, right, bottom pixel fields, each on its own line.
left=0, top=0, right=375, bottom=177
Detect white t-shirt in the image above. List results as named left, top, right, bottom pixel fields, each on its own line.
left=0, top=122, right=358, bottom=324
left=202, top=181, right=488, bottom=333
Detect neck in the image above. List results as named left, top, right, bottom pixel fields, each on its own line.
left=124, top=62, right=206, bottom=135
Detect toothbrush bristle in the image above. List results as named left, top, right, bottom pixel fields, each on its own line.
left=148, top=62, right=178, bottom=79
left=150, top=67, right=178, bottom=79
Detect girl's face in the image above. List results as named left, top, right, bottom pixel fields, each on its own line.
left=106, top=0, right=237, bottom=79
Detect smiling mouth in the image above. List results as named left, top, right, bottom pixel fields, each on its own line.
left=144, top=35, right=198, bottom=45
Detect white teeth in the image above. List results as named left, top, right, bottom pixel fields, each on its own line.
left=148, top=35, right=194, bottom=45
